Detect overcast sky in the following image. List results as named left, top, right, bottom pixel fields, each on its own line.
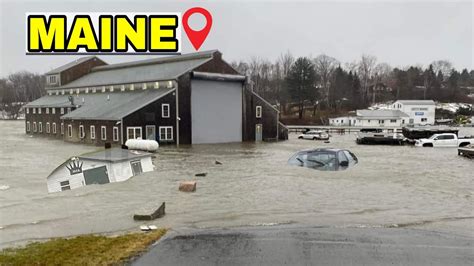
left=0, top=0, right=472, bottom=77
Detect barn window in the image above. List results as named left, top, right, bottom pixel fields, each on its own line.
left=52, top=123, right=57, bottom=134
left=101, top=126, right=107, bottom=140
left=162, top=104, right=170, bottom=118
left=38, top=108, right=42, bottom=114
left=390, top=119, right=397, bottom=123
left=48, top=75, right=58, bottom=85
left=26, top=108, right=29, bottom=114
left=68, top=124, right=72, bottom=138
left=60, top=108, right=64, bottom=114
left=256, top=106, right=262, bottom=118
left=60, top=180, right=70, bottom=191
left=26, top=121, right=30, bottom=132
left=46, top=122, right=50, bottom=133
left=113, top=127, right=119, bottom=141
left=33, top=122, right=37, bottom=132
left=127, top=127, right=142, bottom=140
left=159, top=126, right=173, bottom=141
left=46, top=108, right=49, bottom=114
left=32, top=108, right=36, bottom=114
left=90, top=125, right=96, bottom=139
left=39, top=122, right=43, bottom=133
left=67, top=107, right=71, bottom=113
left=61, top=123, right=64, bottom=135
left=79, top=125, right=85, bottom=139
left=52, top=108, right=56, bottom=114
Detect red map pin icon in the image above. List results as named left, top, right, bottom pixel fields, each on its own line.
left=183, top=7, right=212, bottom=51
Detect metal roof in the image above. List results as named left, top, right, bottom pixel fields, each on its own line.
left=45, top=56, right=104, bottom=75
left=54, top=51, right=217, bottom=89
left=356, top=109, right=409, bottom=119
left=25, top=88, right=175, bottom=120
left=79, top=148, right=152, bottom=163
left=394, top=100, right=435, bottom=105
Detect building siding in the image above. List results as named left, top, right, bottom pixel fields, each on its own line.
left=122, top=90, right=176, bottom=144
left=244, top=91, right=279, bottom=141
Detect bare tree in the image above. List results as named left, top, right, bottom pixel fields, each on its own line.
left=431, top=60, right=453, bottom=80
left=313, top=54, right=338, bottom=108
left=358, top=54, right=377, bottom=105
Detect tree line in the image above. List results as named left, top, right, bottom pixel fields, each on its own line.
left=231, top=53, right=474, bottom=120
left=0, top=72, right=45, bottom=119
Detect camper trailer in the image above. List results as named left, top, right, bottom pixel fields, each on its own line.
left=47, top=148, right=154, bottom=193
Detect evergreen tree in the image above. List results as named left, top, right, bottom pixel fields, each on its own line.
left=285, top=57, right=318, bottom=119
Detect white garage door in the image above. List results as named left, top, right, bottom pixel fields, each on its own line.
left=191, top=79, right=243, bottom=144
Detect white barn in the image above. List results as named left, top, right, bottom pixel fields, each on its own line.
left=391, top=100, right=435, bottom=125
left=47, top=148, right=154, bottom=193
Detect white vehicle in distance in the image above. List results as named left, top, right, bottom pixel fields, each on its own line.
left=415, top=133, right=474, bottom=147
left=298, top=130, right=330, bottom=141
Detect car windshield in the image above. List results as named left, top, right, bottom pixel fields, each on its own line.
left=288, top=151, right=337, bottom=170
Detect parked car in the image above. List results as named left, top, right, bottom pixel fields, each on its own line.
left=288, top=148, right=358, bottom=171
left=298, top=130, right=329, bottom=140
left=415, top=133, right=474, bottom=147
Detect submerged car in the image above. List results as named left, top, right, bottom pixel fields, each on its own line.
left=288, top=148, right=358, bottom=171
left=298, top=130, right=329, bottom=140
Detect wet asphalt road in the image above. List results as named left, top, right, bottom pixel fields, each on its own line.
left=132, top=225, right=474, bottom=266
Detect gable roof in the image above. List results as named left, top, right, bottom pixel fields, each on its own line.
left=394, top=100, right=435, bottom=105
left=54, top=50, right=218, bottom=89
left=357, top=109, right=409, bottom=119
left=25, top=88, right=175, bottom=120
left=45, top=56, right=105, bottom=75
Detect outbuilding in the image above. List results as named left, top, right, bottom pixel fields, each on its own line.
left=47, top=148, right=154, bottom=193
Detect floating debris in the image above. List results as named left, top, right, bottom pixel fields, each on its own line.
left=134, top=202, right=166, bottom=221
left=179, top=181, right=197, bottom=192
left=0, top=185, right=10, bottom=191
left=195, top=173, right=207, bottom=177
left=215, top=160, right=222, bottom=165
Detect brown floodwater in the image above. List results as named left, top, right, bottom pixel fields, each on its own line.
left=0, top=120, right=473, bottom=247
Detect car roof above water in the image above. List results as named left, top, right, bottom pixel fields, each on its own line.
left=297, top=148, right=344, bottom=153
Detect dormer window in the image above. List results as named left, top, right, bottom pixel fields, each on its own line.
left=47, top=75, right=58, bottom=85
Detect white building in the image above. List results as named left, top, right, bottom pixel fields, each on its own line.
left=391, top=100, right=435, bottom=125
left=47, top=148, right=154, bottom=193
left=329, top=116, right=357, bottom=126
left=355, top=110, right=409, bottom=127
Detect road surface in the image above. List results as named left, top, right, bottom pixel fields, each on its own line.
left=133, top=225, right=474, bottom=265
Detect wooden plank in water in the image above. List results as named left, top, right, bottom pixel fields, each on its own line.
left=133, top=202, right=166, bottom=221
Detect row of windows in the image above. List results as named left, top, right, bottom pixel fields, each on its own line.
left=75, top=125, right=119, bottom=141
left=46, top=80, right=174, bottom=95
left=27, top=122, right=119, bottom=141
left=26, top=107, right=71, bottom=115
left=26, top=105, right=172, bottom=119
left=27, top=121, right=61, bottom=134
left=27, top=122, right=174, bottom=142
left=127, top=126, right=173, bottom=141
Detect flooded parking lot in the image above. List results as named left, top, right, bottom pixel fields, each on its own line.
left=0, top=120, right=473, bottom=247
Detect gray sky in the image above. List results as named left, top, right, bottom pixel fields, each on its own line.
left=0, top=0, right=472, bottom=77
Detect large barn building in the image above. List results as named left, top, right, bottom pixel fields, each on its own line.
left=24, top=50, right=287, bottom=146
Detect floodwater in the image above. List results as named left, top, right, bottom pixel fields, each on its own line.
left=0, top=120, right=473, bottom=247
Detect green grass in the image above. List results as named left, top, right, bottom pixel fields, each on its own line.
left=0, top=229, right=167, bottom=266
